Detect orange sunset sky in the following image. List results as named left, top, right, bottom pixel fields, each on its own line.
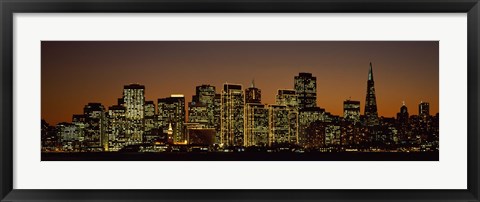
left=41, top=41, right=439, bottom=125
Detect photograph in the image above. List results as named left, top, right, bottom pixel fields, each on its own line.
left=40, top=41, right=439, bottom=161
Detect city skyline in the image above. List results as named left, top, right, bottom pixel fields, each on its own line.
left=42, top=41, right=439, bottom=125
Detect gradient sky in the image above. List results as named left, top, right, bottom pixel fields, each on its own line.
left=41, top=41, right=439, bottom=125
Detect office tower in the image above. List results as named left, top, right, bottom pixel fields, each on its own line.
left=294, top=72, right=317, bottom=109
left=143, top=101, right=157, bottom=144
left=419, top=101, right=430, bottom=118
left=276, top=89, right=299, bottom=145
left=298, top=107, right=326, bottom=146
left=192, top=85, right=217, bottom=127
left=244, top=103, right=269, bottom=147
left=276, top=89, right=299, bottom=110
left=245, top=80, right=261, bottom=104
left=188, top=101, right=208, bottom=125
left=56, top=122, right=83, bottom=152
left=158, top=95, right=186, bottom=144
left=418, top=101, right=431, bottom=144
left=83, top=103, right=107, bottom=151
left=397, top=102, right=409, bottom=125
left=343, top=100, right=360, bottom=123
left=325, top=124, right=341, bottom=146
left=106, top=105, right=126, bottom=151
left=268, top=105, right=291, bottom=145
left=213, top=94, right=222, bottom=144
left=364, top=63, right=379, bottom=126
left=220, top=83, right=244, bottom=147
left=122, top=84, right=145, bottom=145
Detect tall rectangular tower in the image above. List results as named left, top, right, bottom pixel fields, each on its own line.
left=123, top=84, right=145, bottom=145
left=294, top=72, right=317, bottom=109
left=221, top=83, right=245, bottom=146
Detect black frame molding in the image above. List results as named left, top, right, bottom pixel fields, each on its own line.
left=1, top=0, right=479, bottom=201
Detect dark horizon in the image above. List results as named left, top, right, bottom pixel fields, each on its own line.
left=41, top=41, right=439, bottom=125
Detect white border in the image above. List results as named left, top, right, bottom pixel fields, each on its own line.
left=13, top=13, right=467, bottom=189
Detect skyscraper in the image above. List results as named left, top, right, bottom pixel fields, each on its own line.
left=268, top=105, right=290, bottom=144
left=221, top=83, right=244, bottom=146
left=364, top=63, right=379, bottom=126
left=343, top=100, right=360, bottom=123
left=245, top=80, right=261, bottom=104
left=396, top=102, right=410, bottom=144
left=123, top=84, right=145, bottom=120
left=419, top=101, right=430, bottom=118
left=83, top=103, right=107, bottom=151
left=143, top=101, right=157, bottom=144
left=275, top=89, right=298, bottom=110
left=275, top=89, right=299, bottom=145
left=244, top=103, right=269, bottom=146
left=122, top=84, right=145, bottom=145
left=158, top=95, right=186, bottom=144
left=294, top=72, right=317, bottom=109
left=191, top=84, right=217, bottom=128
left=106, top=105, right=126, bottom=151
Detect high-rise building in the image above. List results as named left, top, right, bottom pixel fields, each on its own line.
left=192, top=85, right=217, bottom=127
left=343, top=100, right=360, bottom=123
left=294, top=72, right=317, bottom=109
left=213, top=94, right=222, bottom=144
left=122, top=84, right=145, bottom=145
left=83, top=103, right=107, bottom=151
left=276, top=89, right=299, bottom=145
left=275, top=89, right=298, bottom=110
left=158, top=95, right=186, bottom=144
left=364, top=63, right=379, bottom=126
left=143, top=101, right=157, bottom=144
left=106, top=105, right=126, bottom=151
left=190, top=85, right=217, bottom=127
left=56, top=122, right=83, bottom=152
left=419, top=101, right=430, bottom=118
left=298, top=107, right=326, bottom=146
left=268, top=105, right=290, bottom=145
left=191, top=85, right=220, bottom=143
left=244, top=103, right=269, bottom=147
left=221, top=83, right=245, bottom=146
left=396, top=102, right=410, bottom=144
left=188, top=101, right=208, bottom=125
left=397, top=102, right=409, bottom=124
left=123, top=84, right=145, bottom=120
left=245, top=80, right=261, bottom=104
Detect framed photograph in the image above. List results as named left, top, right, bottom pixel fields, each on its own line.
left=1, top=0, right=479, bottom=201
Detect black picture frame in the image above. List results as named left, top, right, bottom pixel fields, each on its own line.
left=1, top=0, right=479, bottom=201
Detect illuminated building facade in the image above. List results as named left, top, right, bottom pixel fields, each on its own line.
left=244, top=103, right=269, bottom=146
left=294, top=72, right=317, bottom=109
left=221, top=84, right=245, bottom=146
left=364, top=63, right=379, bottom=127
left=143, top=101, right=157, bottom=144
left=106, top=105, right=126, bottom=151
left=343, top=100, right=360, bottom=123
left=245, top=80, right=261, bottom=104
left=158, top=95, right=186, bottom=144
left=57, top=122, right=84, bottom=152
left=268, top=105, right=290, bottom=144
left=188, top=101, right=208, bottom=125
left=298, top=107, right=326, bottom=146
left=123, top=84, right=145, bottom=145
left=419, top=102, right=430, bottom=118
left=276, top=89, right=298, bottom=110
left=276, top=89, right=299, bottom=145
left=83, top=103, right=107, bottom=151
